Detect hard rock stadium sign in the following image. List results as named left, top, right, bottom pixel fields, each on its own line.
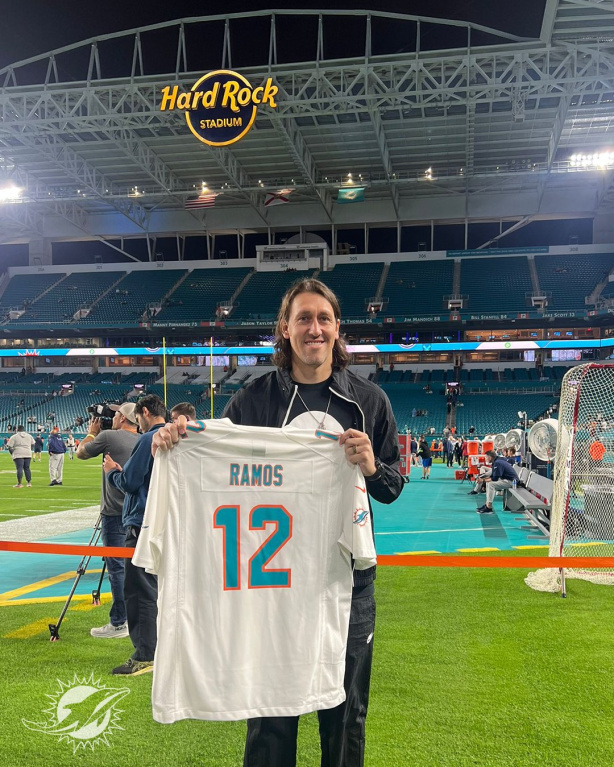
left=160, top=70, right=278, bottom=147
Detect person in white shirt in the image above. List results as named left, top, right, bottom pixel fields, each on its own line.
left=66, top=433, right=76, bottom=460
left=7, top=425, right=35, bottom=488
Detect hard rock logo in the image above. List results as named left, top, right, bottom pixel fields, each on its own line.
left=160, top=69, right=278, bottom=147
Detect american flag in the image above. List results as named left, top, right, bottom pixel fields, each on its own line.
left=264, top=188, right=293, bottom=207
left=185, top=192, right=217, bottom=209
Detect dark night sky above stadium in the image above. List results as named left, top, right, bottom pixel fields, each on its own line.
left=3, top=1, right=547, bottom=69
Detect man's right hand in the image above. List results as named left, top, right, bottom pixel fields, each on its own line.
left=88, top=417, right=102, bottom=436
left=152, top=415, right=188, bottom=456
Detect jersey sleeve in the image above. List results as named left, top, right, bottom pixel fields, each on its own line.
left=132, top=451, right=170, bottom=575
left=339, top=467, right=376, bottom=570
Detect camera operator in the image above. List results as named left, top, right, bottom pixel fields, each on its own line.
left=77, top=403, right=139, bottom=639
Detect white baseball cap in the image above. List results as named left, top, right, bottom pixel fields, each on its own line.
left=108, top=402, right=138, bottom=424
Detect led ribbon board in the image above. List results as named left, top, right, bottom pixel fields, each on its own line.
left=160, top=70, right=278, bottom=147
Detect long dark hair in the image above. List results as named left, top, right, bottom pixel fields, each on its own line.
left=272, top=278, right=350, bottom=370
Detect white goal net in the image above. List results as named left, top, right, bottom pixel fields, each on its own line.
left=526, top=363, right=614, bottom=592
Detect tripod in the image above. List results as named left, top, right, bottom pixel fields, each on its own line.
left=49, top=514, right=107, bottom=641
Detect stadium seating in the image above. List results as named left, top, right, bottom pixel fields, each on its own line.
left=600, top=280, right=614, bottom=300
left=232, top=271, right=316, bottom=319
left=382, top=260, right=455, bottom=315
left=534, top=253, right=614, bottom=309
left=0, top=273, right=66, bottom=317
left=77, top=270, right=186, bottom=325
left=12, top=272, right=124, bottom=324
left=154, top=267, right=252, bottom=323
left=380, top=385, right=448, bottom=434
left=459, top=256, right=533, bottom=313
left=454, top=393, right=555, bottom=436
left=317, top=263, right=384, bottom=316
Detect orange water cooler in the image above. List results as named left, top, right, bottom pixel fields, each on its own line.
left=398, top=434, right=411, bottom=481
left=467, top=440, right=485, bottom=477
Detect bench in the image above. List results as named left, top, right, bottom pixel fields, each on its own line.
left=504, top=469, right=553, bottom=538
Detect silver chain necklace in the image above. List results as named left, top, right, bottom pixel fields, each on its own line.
left=295, top=388, right=332, bottom=429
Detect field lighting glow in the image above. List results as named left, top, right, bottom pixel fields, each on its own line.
left=0, top=184, right=23, bottom=202
left=570, top=152, right=614, bottom=168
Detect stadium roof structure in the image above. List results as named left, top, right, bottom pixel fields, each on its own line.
left=1, top=2, right=614, bottom=253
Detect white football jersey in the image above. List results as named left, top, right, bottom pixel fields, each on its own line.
left=133, top=418, right=376, bottom=723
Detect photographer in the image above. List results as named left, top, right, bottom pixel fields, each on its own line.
left=77, top=403, right=139, bottom=639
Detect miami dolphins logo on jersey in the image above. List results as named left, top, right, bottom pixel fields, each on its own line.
left=353, top=508, right=369, bottom=526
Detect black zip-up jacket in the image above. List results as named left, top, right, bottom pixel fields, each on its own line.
left=222, top=366, right=404, bottom=587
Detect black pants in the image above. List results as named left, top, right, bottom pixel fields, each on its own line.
left=14, top=457, right=32, bottom=483
left=124, top=526, right=158, bottom=662
left=244, top=592, right=376, bottom=767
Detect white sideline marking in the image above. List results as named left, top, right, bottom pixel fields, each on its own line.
left=0, top=506, right=100, bottom=541
left=375, top=527, right=487, bottom=536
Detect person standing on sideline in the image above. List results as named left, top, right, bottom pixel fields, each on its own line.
left=33, top=434, right=44, bottom=462
left=103, top=394, right=167, bottom=676
left=446, top=435, right=456, bottom=467
left=7, top=425, right=35, bottom=487
left=48, top=426, right=66, bottom=486
left=418, top=435, right=432, bottom=479
left=454, top=437, right=463, bottom=466
left=66, top=432, right=76, bottom=460
left=442, top=435, right=449, bottom=465
left=152, top=278, right=404, bottom=767
left=410, top=434, right=418, bottom=465
left=77, top=402, right=139, bottom=639
left=170, top=401, right=196, bottom=422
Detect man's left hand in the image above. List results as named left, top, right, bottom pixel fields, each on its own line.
left=339, top=429, right=377, bottom=477
left=103, top=454, right=121, bottom=474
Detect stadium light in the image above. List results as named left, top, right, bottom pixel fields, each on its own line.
left=569, top=152, right=614, bottom=169
left=0, top=184, right=23, bottom=202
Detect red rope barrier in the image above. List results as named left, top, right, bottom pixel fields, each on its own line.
left=0, top=541, right=134, bottom=558
left=2, top=540, right=614, bottom=569
left=378, top=554, right=614, bottom=569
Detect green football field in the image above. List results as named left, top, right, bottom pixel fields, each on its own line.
left=0, top=452, right=101, bottom=520
left=1, top=454, right=614, bottom=766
